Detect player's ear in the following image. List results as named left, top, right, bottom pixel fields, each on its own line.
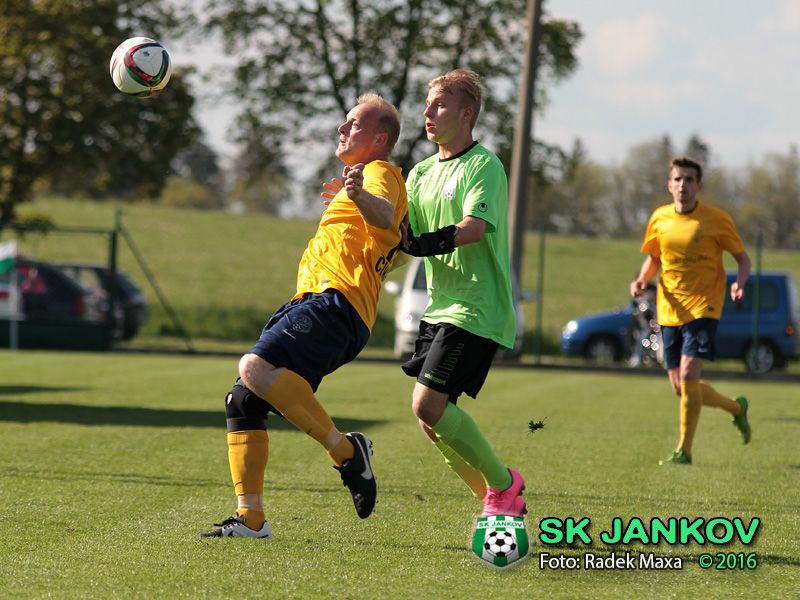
left=373, top=131, right=388, bottom=148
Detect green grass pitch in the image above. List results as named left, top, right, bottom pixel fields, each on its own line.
left=1, top=350, right=798, bottom=598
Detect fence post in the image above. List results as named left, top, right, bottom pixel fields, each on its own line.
left=750, top=232, right=762, bottom=372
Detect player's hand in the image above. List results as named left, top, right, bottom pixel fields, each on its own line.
left=630, top=278, right=645, bottom=298
left=321, top=177, right=343, bottom=206
left=343, top=163, right=365, bottom=201
left=730, top=281, right=745, bottom=302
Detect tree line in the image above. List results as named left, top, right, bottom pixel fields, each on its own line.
left=2, top=1, right=797, bottom=249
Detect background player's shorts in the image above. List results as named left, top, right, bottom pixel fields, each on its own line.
left=249, top=289, right=369, bottom=392
left=661, top=318, right=719, bottom=370
left=401, top=321, right=498, bottom=402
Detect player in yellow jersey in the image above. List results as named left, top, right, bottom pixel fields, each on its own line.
left=631, top=157, right=752, bottom=465
left=199, top=94, right=407, bottom=538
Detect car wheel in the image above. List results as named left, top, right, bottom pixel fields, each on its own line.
left=744, top=341, right=779, bottom=374
left=585, top=336, right=620, bottom=363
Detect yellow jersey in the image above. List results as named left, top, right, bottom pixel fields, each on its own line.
left=641, top=202, right=744, bottom=326
left=294, top=160, right=407, bottom=330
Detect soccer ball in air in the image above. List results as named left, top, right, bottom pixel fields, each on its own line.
left=484, top=530, right=517, bottom=558
left=109, top=37, right=172, bottom=97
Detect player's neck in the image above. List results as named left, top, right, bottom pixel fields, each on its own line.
left=437, top=134, right=475, bottom=160
left=675, top=199, right=699, bottom=215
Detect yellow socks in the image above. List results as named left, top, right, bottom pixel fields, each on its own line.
left=677, top=380, right=702, bottom=455
left=262, top=369, right=353, bottom=466
left=227, top=430, right=268, bottom=529
left=699, top=381, right=740, bottom=415
left=434, top=437, right=487, bottom=499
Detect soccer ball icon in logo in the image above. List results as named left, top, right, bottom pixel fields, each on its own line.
left=109, top=37, right=172, bottom=97
left=473, top=515, right=529, bottom=568
left=484, top=530, right=517, bottom=558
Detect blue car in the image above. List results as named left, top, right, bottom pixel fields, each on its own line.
left=561, top=272, right=800, bottom=373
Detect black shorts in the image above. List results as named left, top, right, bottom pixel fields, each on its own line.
left=249, top=290, right=370, bottom=392
left=401, top=321, right=498, bottom=402
left=661, top=318, right=719, bottom=370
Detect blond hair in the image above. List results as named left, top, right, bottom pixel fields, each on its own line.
left=357, top=93, right=401, bottom=152
left=428, top=69, right=483, bottom=128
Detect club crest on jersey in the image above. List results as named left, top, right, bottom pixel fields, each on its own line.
left=291, top=315, right=313, bottom=334
left=443, top=182, right=457, bottom=201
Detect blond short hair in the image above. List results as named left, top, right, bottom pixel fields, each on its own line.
left=428, top=69, right=483, bottom=128
left=357, top=93, right=401, bottom=152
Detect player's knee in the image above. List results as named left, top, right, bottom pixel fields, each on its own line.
left=239, top=353, right=284, bottom=398
left=411, top=389, right=446, bottom=426
left=225, top=380, right=269, bottom=432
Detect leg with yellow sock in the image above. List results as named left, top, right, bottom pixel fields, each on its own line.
left=660, top=382, right=699, bottom=466
left=257, top=367, right=377, bottom=519
left=700, top=381, right=751, bottom=443
left=661, top=356, right=704, bottom=465
left=199, top=381, right=273, bottom=538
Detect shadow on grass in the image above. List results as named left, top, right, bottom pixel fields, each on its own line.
left=0, top=385, right=90, bottom=396
left=0, top=400, right=385, bottom=431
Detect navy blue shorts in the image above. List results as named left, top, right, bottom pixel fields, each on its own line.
left=249, top=290, right=369, bottom=392
left=661, top=318, right=719, bottom=370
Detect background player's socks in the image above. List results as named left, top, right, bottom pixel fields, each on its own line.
left=677, top=380, right=702, bottom=455
left=434, top=437, right=487, bottom=498
left=431, top=403, right=512, bottom=490
left=699, top=381, right=740, bottom=414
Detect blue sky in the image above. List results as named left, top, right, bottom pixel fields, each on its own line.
left=180, top=0, right=800, bottom=169
left=536, top=0, right=800, bottom=166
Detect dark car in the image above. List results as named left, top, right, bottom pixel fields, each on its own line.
left=53, top=263, right=148, bottom=340
left=561, top=272, right=800, bottom=373
left=0, top=257, right=114, bottom=350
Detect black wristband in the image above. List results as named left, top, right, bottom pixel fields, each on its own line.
left=402, top=224, right=457, bottom=257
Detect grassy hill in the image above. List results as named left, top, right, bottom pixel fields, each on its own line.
left=9, top=196, right=800, bottom=355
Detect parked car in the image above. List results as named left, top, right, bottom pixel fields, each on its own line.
left=0, top=257, right=114, bottom=350
left=560, top=272, right=800, bottom=373
left=384, top=257, right=533, bottom=361
left=53, top=262, right=148, bottom=340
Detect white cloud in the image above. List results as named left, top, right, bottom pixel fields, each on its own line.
left=758, top=0, right=800, bottom=33
left=584, top=15, right=672, bottom=75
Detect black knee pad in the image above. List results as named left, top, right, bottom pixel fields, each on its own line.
left=224, top=379, right=272, bottom=432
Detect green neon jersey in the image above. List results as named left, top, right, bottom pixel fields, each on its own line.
left=407, top=143, right=515, bottom=348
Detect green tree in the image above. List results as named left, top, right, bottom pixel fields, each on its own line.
left=0, top=0, right=198, bottom=224
left=736, top=147, right=800, bottom=249
left=204, top=0, right=582, bottom=178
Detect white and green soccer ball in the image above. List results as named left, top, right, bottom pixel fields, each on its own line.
left=109, top=37, right=172, bottom=98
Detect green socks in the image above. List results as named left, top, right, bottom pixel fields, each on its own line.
left=431, top=403, right=512, bottom=490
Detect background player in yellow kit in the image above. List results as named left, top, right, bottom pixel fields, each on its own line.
left=631, top=157, right=752, bottom=465
left=199, top=94, right=407, bottom=537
